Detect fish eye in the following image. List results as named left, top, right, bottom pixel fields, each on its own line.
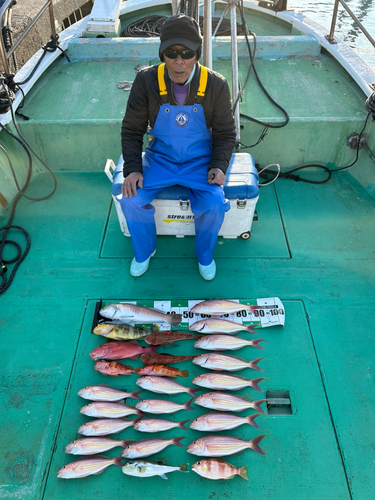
left=197, top=461, right=201, bottom=465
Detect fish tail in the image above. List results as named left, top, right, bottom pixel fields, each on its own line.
left=188, top=388, right=202, bottom=397
left=252, top=399, right=267, bottom=415
left=249, top=357, right=263, bottom=371
left=251, top=339, right=266, bottom=350
left=238, top=465, right=249, bottom=480
left=168, top=313, right=182, bottom=327
left=133, top=367, right=142, bottom=374
left=172, top=437, right=186, bottom=448
left=247, top=414, right=262, bottom=429
left=184, top=397, right=195, bottom=411
left=178, top=419, right=190, bottom=431
left=120, top=439, right=136, bottom=448
left=249, top=377, right=266, bottom=393
left=245, top=323, right=260, bottom=334
left=113, top=457, right=124, bottom=467
left=150, top=324, right=160, bottom=333
left=179, top=464, right=189, bottom=472
left=132, top=416, right=143, bottom=426
left=180, top=370, right=189, bottom=378
left=136, top=409, right=145, bottom=417
left=249, top=434, right=267, bottom=455
left=145, top=346, right=159, bottom=353
left=130, top=390, right=144, bottom=400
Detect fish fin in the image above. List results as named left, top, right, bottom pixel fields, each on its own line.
left=172, top=437, right=186, bottom=448
left=252, top=399, right=267, bottom=415
left=188, top=388, right=202, bottom=398
left=132, top=416, right=143, bottom=426
left=249, top=377, right=266, bottom=393
left=160, top=474, right=168, bottom=480
left=249, top=357, right=263, bottom=371
left=247, top=413, right=262, bottom=429
left=251, top=339, right=266, bottom=350
left=144, top=345, right=159, bottom=353
left=245, top=322, right=261, bottom=333
left=123, top=365, right=135, bottom=371
left=180, top=370, right=189, bottom=378
left=150, top=324, right=160, bottom=333
left=130, top=354, right=139, bottom=360
left=134, top=367, right=141, bottom=374
left=130, top=390, right=144, bottom=400
left=184, top=397, right=195, bottom=411
left=113, top=457, right=124, bottom=467
left=178, top=419, right=190, bottom=431
left=168, top=314, right=182, bottom=327
left=239, top=466, right=249, bottom=480
left=249, top=434, right=267, bottom=455
left=157, top=457, right=169, bottom=464
left=128, top=340, right=140, bottom=345
left=179, top=464, right=189, bottom=472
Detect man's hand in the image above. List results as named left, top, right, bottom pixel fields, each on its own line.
left=208, top=168, right=225, bottom=186
left=121, top=172, right=144, bottom=198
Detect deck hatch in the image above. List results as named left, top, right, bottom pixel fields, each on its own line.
left=266, top=390, right=293, bottom=415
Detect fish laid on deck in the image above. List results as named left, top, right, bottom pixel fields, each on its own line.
left=192, top=459, right=248, bottom=480
left=190, top=299, right=267, bottom=316
left=100, top=303, right=182, bottom=327
left=144, top=330, right=199, bottom=345
left=78, top=418, right=141, bottom=437
left=80, top=402, right=143, bottom=418
left=121, top=437, right=185, bottom=458
left=65, top=437, right=134, bottom=455
left=136, top=397, right=194, bottom=414
left=194, top=392, right=267, bottom=414
left=78, top=384, right=142, bottom=402
left=136, top=376, right=200, bottom=397
left=141, top=352, right=197, bottom=364
left=190, top=412, right=261, bottom=431
left=134, top=418, right=190, bottom=433
left=92, top=323, right=151, bottom=340
left=192, top=373, right=265, bottom=392
left=194, top=335, right=266, bottom=350
left=187, top=435, right=266, bottom=457
left=57, top=456, right=123, bottom=479
left=122, top=458, right=188, bottom=479
left=190, top=318, right=259, bottom=334
left=90, top=341, right=157, bottom=361
left=94, top=361, right=135, bottom=377
left=193, top=352, right=263, bottom=371
left=134, top=364, right=189, bottom=378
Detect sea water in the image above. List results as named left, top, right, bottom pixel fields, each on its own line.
left=289, top=0, right=375, bottom=69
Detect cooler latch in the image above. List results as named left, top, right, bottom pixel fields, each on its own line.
left=180, top=199, right=190, bottom=210
left=237, top=199, right=247, bottom=209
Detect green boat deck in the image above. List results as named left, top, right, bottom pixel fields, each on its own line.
left=1, top=6, right=375, bottom=499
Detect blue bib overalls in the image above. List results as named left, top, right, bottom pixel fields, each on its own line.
left=120, top=64, right=230, bottom=266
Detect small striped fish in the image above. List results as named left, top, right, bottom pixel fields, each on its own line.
left=135, top=398, right=194, bottom=414
left=122, top=437, right=185, bottom=458
left=65, top=437, right=134, bottom=455
left=57, top=456, right=123, bottom=479
left=194, top=335, right=266, bottom=351
left=80, top=402, right=143, bottom=418
left=136, top=376, right=200, bottom=397
left=193, top=353, right=263, bottom=372
left=187, top=435, right=266, bottom=457
left=192, top=373, right=265, bottom=392
left=192, top=459, right=248, bottom=480
left=194, top=392, right=267, bottom=414
left=78, top=417, right=140, bottom=436
left=190, top=412, right=261, bottom=431
left=78, top=384, right=143, bottom=402
left=134, top=418, right=189, bottom=433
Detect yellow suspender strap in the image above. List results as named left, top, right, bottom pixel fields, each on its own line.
left=196, top=65, right=208, bottom=98
left=158, top=63, right=168, bottom=96
left=158, top=63, right=208, bottom=98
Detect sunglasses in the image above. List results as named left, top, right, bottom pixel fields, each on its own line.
left=163, top=48, right=196, bottom=60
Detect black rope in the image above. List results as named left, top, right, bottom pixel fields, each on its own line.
left=0, top=79, right=57, bottom=295
left=121, top=15, right=245, bottom=38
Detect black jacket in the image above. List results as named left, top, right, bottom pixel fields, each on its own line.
left=121, top=63, right=236, bottom=176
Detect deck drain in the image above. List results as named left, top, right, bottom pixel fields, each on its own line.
left=266, top=390, right=293, bottom=415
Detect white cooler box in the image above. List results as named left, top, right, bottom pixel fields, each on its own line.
left=105, top=153, right=259, bottom=240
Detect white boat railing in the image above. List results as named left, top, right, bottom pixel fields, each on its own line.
left=0, top=0, right=57, bottom=74
left=326, top=0, right=375, bottom=48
